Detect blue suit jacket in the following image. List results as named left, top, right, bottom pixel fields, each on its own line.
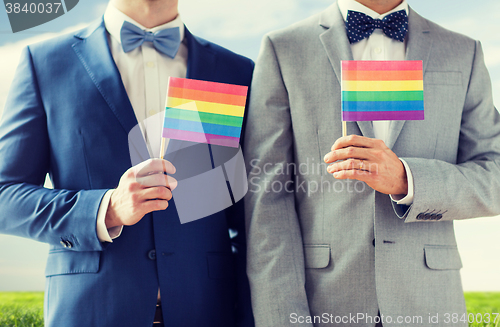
left=0, top=19, right=254, bottom=327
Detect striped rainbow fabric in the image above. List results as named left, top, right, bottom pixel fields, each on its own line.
left=341, top=60, right=424, bottom=121
left=163, top=77, right=248, bottom=148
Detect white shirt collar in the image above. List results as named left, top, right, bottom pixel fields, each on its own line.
left=103, top=2, right=185, bottom=45
left=337, top=0, right=409, bottom=21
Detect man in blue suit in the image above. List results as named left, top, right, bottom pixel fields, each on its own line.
left=0, top=0, right=254, bottom=326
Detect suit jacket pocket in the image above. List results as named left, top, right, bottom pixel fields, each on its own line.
left=425, top=72, right=462, bottom=85
left=207, top=252, right=235, bottom=279
left=424, top=245, right=463, bottom=270
left=304, top=244, right=331, bottom=269
left=45, top=250, right=100, bottom=277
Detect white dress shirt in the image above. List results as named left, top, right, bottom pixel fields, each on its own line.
left=96, top=3, right=188, bottom=243
left=337, top=0, right=414, bottom=204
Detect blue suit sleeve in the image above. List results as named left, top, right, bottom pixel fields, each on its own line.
left=0, top=46, right=106, bottom=252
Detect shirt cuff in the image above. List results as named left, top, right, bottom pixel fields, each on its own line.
left=96, top=189, right=123, bottom=243
left=389, top=159, right=414, bottom=205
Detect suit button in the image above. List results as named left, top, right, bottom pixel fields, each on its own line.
left=436, top=214, right=443, bottom=220
left=65, top=241, right=73, bottom=248
left=148, top=249, right=156, bottom=260
left=60, top=240, right=68, bottom=248
left=424, top=213, right=431, bottom=220
left=416, top=213, right=423, bottom=220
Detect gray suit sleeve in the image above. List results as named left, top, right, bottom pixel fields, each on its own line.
left=244, top=36, right=313, bottom=327
left=395, top=41, right=500, bottom=222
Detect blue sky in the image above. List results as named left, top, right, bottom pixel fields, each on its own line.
left=0, top=0, right=499, bottom=291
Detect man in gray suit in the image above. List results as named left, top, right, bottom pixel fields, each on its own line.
left=243, top=0, right=500, bottom=326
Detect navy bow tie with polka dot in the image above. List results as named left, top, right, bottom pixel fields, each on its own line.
left=345, top=10, right=408, bottom=44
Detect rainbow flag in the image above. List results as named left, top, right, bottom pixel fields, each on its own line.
left=341, top=60, right=424, bottom=121
left=163, top=77, right=248, bottom=148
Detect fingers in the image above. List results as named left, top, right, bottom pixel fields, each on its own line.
left=109, top=162, right=177, bottom=226
left=330, top=167, right=372, bottom=181
left=327, top=158, right=368, bottom=174
left=139, top=186, right=173, bottom=202
left=322, top=135, right=407, bottom=194
left=142, top=199, right=169, bottom=214
left=136, top=173, right=178, bottom=190
left=134, top=158, right=176, bottom=177
left=134, top=186, right=172, bottom=217
left=330, top=135, right=386, bottom=152
left=324, top=146, right=371, bottom=163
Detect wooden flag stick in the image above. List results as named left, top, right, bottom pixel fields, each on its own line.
left=160, top=137, right=170, bottom=160
left=342, top=121, right=347, bottom=137
left=160, top=138, right=165, bottom=159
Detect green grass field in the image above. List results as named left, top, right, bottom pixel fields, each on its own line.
left=0, top=292, right=43, bottom=327
left=0, top=292, right=499, bottom=326
left=465, top=293, right=500, bottom=327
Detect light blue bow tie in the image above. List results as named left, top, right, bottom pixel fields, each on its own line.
left=120, top=21, right=181, bottom=58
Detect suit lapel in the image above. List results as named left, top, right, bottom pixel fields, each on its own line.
left=72, top=20, right=150, bottom=162
left=163, top=28, right=218, bottom=158
left=385, top=7, right=433, bottom=149
left=319, top=3, right=375, bottom=139
left=72, top=20, right=139, bottom=135
left=185, top=28, right=217, bottom=81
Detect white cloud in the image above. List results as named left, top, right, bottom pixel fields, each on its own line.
left=440, top=4, right=500, bottom=69
left=482, top=45, right=500, bottom=68
left=179, top=0, right=331, bottom=39
left=0, top=266, right=45, bottom=277
left=0, top=235, right=48, bottom=290
left=440, top=2, right=500, bottom=35
left=0, top=23, right=88, bottom=117
left=455, top=216, right=500, bottom=291
left=94, top=2, right=108, bottom=18
left=494, top=79, right=500, bottom=100
left=437, top=3, right=500, bottom=109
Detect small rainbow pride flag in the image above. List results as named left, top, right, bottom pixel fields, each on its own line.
left=341, top=60, right=424, bottom=121
left=162, top=77, right=248, bottom=148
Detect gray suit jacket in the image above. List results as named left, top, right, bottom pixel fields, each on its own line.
left=244, top=3, right=500, bottom=327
